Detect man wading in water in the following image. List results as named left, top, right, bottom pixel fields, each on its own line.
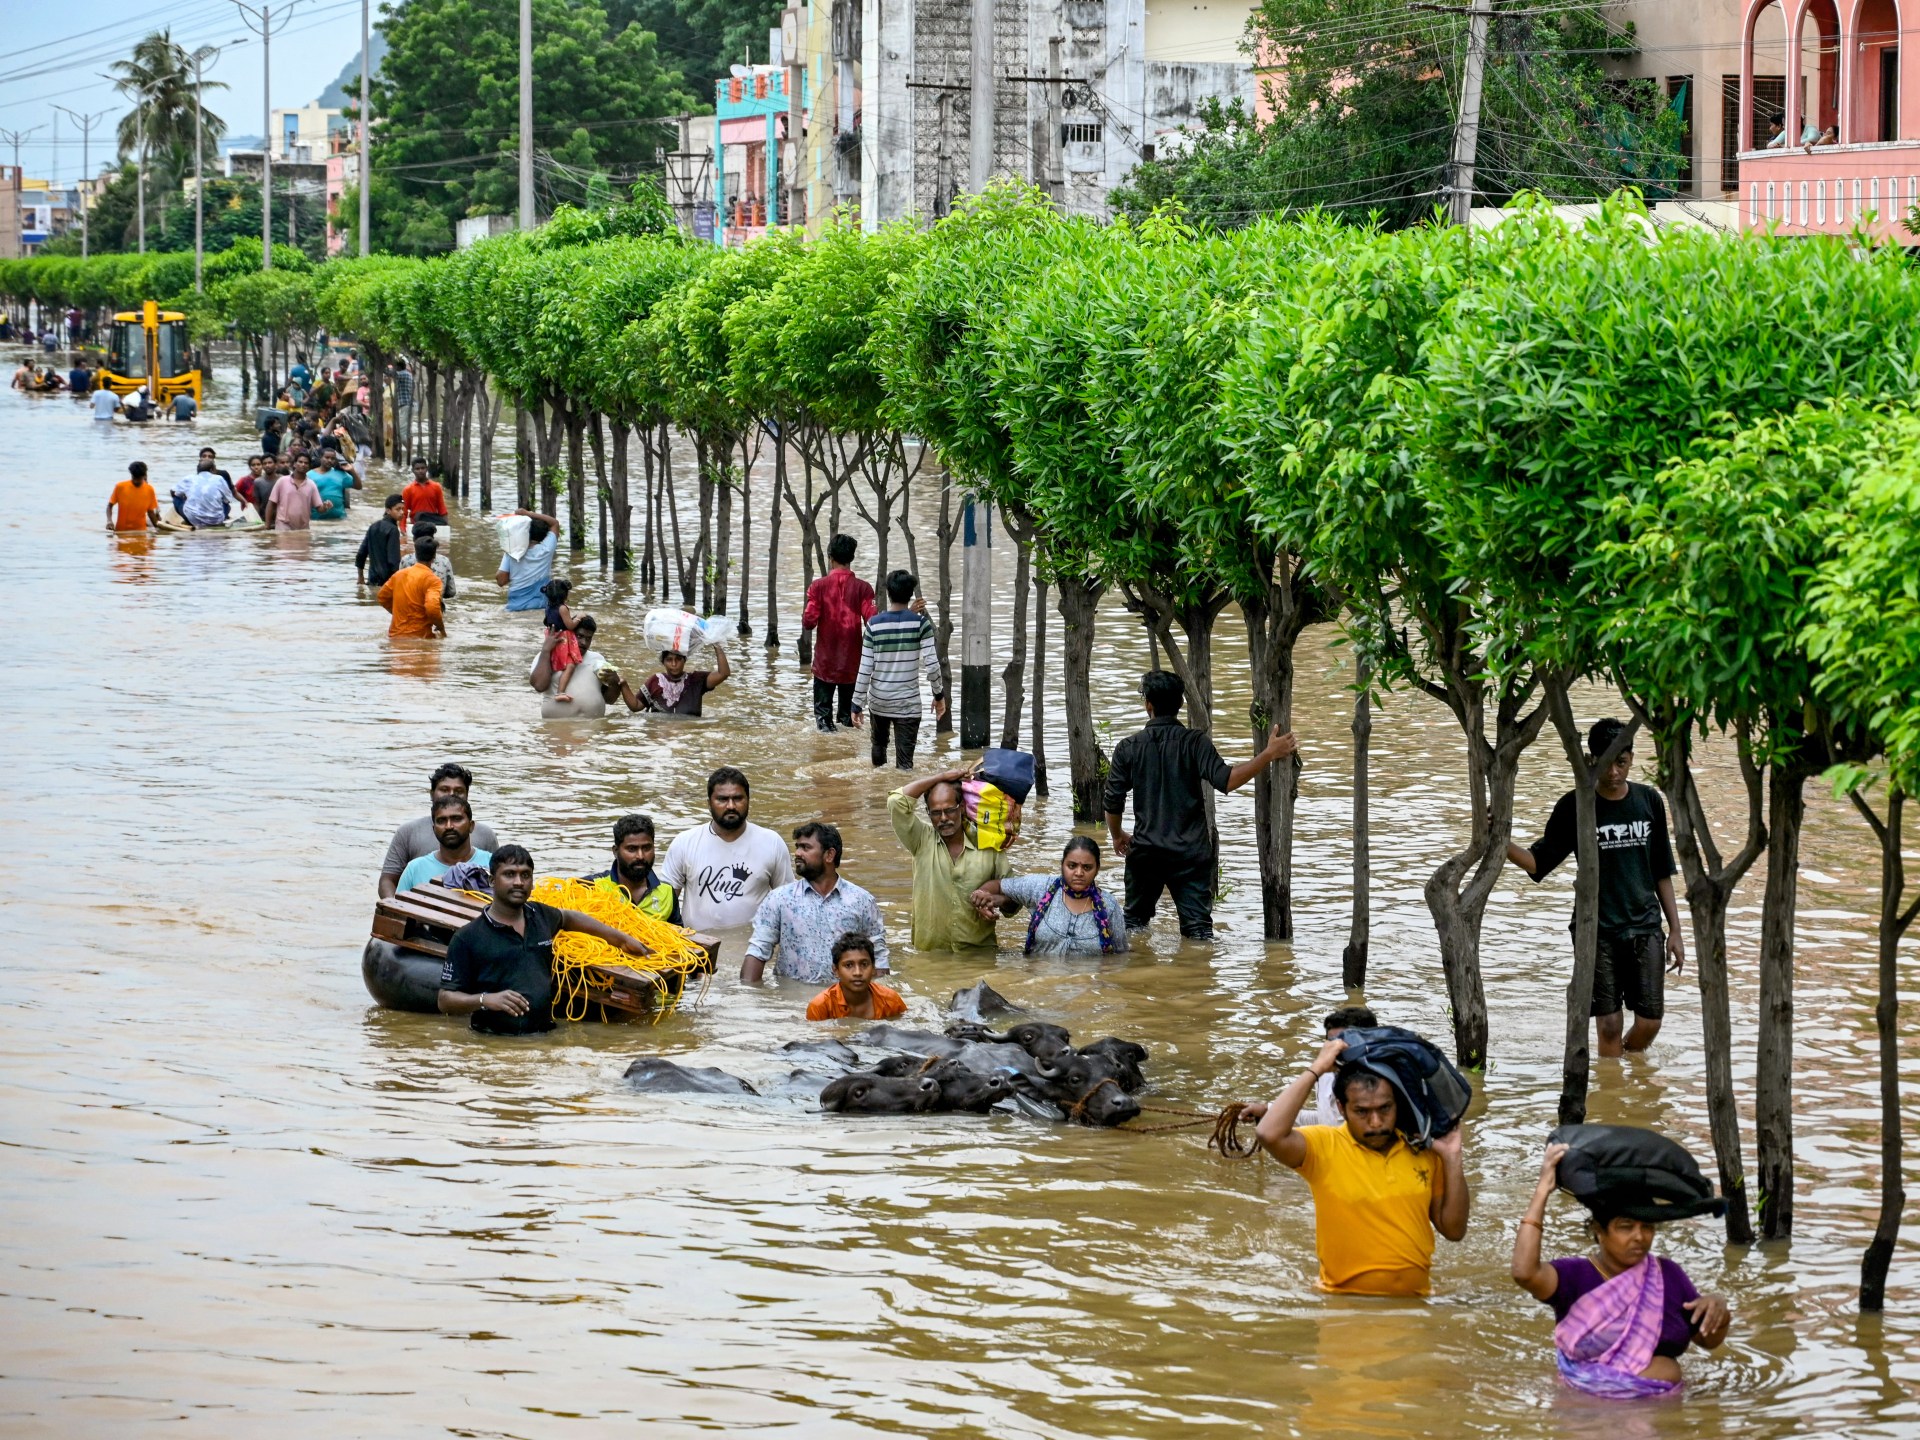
left=658, top=768, right=791, bottom=933
left=1507, top=717, right=1684, bottom=1057
left=436, top=846, right=651, bottom=1035
left=579, top=813, right=680, bottom=922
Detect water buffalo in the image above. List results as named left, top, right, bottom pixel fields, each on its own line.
left=921, top=1057, right=1017, bottom=1112
left=1003, top=1021, right=1076, bottom=1069
left=623, top=1057, right=759, bottom=1095
left=946, top=980, right=1025, bottom=1024
left=1079, top=1037, right=1149, bottom=1093
left=1028, top=1052, right=1141, bottom=1126
left=819, top=1071, right=940, bottom=1114
left=856, top=1025, right=966, bottom=1058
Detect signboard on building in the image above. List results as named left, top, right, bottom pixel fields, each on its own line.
left=693, top=200, right=716, bottom=242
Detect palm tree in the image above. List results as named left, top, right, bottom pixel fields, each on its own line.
left=111, top=31, right=227, bottom=246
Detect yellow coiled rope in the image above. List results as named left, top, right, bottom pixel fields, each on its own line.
left=457, top=878, right=712, bottom=1024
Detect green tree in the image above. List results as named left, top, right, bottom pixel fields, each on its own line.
left=607, top=0, right=781, bottom=104
left=1112, top=4, right=1685, bottom=230
left=368, top=0, right=695, bottom=251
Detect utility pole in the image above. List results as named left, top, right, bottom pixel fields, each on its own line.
left=969, top=0, right=994, bottom=190
left=53, top=109, right=106, bottom=258
left=783, top=5, right=805, bottom=229
left=137, top=105, right=147, bottom=253
left=234, top=0, right=300, bottom=270
left=934, top=92, right=953, bottom=217
left=359, top=0, right=371, bottom=255
left=960, top=496, right=993, bottom=748
left=1446, top=0, right=1492, bottom=225
left=1044, top=36, right=1064, bottom=207
left=190, top=49, right=220, bottom=291
left=519, top=0, right=533, bottom=228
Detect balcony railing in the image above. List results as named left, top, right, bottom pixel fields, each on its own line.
left=1738, top=141, right=1920, bottom=241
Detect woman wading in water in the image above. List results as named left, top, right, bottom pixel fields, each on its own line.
left=1510, top=1143, right=1731, bottom=1399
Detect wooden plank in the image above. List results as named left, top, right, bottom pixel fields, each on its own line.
left=396, top=935, right=449, bottom=959
left=397, top=886, right=484, bottom=923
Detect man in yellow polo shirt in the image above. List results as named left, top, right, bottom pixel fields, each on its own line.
left=1244, top=1036, right=1470, bottom=1296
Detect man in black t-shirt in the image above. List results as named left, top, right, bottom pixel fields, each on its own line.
left=1507, top=718, right=1685, bottom=1056
left=1103, top=669, right=1299, bottom=940
left=438, top=846, right=652, bottom=1035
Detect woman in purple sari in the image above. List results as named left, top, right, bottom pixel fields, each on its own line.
left=1511, top=1143, right=1731, bottom=1399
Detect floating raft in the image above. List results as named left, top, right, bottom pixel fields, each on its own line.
left=364, top=880, right=718, bottom=1019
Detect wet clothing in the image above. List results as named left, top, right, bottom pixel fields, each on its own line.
left=377, top=562, right=445, bottom=637
left=801, top=567, right=876, bottom=685
left=1292, top=1124, right=1445, bottom=1296
left=659, top=821, right=791, bottom=932
left=745, top=877, right=891, bottom=983
left=309, top=466, right=355, bottom=520
left=403, top=478, right=448, bottom=529
left=397, top=848, right=493, bottom=894
left=806, top=981, right=907, bottom=1022
left=267, top=475, right=321, bottom=530
left=383, top=816, right=500, bottom=880
left=176, top=470, right=234, bottom=528
left=108, top=479, right=159, bottom=531
left=577, top=866, right=680, bottom=924
left=813, top=678, right=856, bottom=730
left=1001, top=874, right=1127, bottom=956
left=501, top=532, right=557, bottom=611
left=441, top=901, right=563, bottom=1035
left=642, top=670, right=711, bottom=716
left=1593, top=928, right=1668, bottom=1020
left=1523, top=782, right=1676, bottom=937
left=1122, top=850, right=1216, bottom=940
left=1545, top=1257, right=1699, bottom=1359
left=357, top=515, right=404, bottom=586
left=170, top=395, right=197, bottom=421
left=869, top=713, right=920, bottom=769
left=853, top=607, right=942, bottom=719
left=91, top=389, right=120, bottom=419
left=1103, top=716, right=1231, bottom=857
left=888, top=787, right=1011, bottom=950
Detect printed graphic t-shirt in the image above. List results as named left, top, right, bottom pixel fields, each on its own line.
left=659, top=821, right=791, bottom=931
left=1523, top=781, right=1677, bottom=936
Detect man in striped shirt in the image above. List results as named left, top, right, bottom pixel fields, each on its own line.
left=851, top=568, right=946, bottom=769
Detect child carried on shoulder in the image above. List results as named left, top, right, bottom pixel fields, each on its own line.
left=542, top=578, right=583, bottom=702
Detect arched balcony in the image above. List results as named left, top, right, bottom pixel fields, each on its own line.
left=1738, top=0, right=1919, bottom=239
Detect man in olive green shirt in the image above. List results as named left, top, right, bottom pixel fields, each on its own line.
left=889, top=769, right=1014, bottom=949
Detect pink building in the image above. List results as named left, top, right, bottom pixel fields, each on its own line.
left=1738, top=0, right=1919, bottom=240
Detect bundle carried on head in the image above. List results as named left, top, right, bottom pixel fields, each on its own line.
left=1549, top=1124, right=1726, bottom=1222
left=962, top=748, right=1035, bottom=851
left=641, top=607, right=738, bottom=655
left=1335, top=1025, right=1474, bottom=1149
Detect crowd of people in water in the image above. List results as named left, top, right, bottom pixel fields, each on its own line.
left=67, top=339, right=1735, bottom=1401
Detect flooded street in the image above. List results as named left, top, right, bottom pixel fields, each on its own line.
left=2, top=368, right=1917, bottom=1438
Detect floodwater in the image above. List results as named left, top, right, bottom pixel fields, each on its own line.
left=1, top=362, right=1916, bottom=1440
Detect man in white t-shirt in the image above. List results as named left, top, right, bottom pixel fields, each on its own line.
left=660, top=767, right=791, bottom=932
left=1314, top=1004, right=1379, bottom=1126
left=91, top=387, right=121, bottom=420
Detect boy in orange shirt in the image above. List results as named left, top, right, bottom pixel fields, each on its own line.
left=106, top=461, right=160, bottom=532
left=805, top=935, right=906, bottom=1021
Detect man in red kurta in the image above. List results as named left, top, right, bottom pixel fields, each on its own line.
left=800, top=533, right=876, bottom=732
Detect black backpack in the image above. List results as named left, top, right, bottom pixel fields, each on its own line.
left=1337, top=1025, right=1474, bottom=1150
left=1550, top=1123, right=1726, bottom=1222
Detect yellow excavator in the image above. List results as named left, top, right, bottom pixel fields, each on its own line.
left=96, top=300, right=202, bottom=407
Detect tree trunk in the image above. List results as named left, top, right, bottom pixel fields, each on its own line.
left=477, top=384, right=500, bottom=512
left=998, top=524, right=1033, bottom=749
left=1755, top=753, right=1811, bottom=1241
left=1343, top=653, right=1372, bottom=990
left=714, top=450, right=734, bottom=622
left=514, top=402, right=533, bottom=508
left=1058, top=574, right=1107, bottom=823
left=1030, top=571, right=1050, bottom=796
left=666, top=438, right=695, bottom=607
left=1548, top=678, right=1638, bottom=1127
left=1640, top=711, right=1762, bottom=1246
left=1242, top=563, right=1312, bottom=942
left=764, top=431, right=786, bottom=647
left=564, top=405, right=587, bottom=554
left=933, top=472, right=958, bottom=733
left=588, top=412, right=612, bottom=568
left=608, top=421, right=631, bottom=571
left=735, top=434, right=754, bottom=637
left=1855, top=787, right=1912, bottom=1311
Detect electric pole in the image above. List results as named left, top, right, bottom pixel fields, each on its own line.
left=1044, top=37, right=1064, bottom=207
left=233, top=0, right=300, bottom=270
left=189, top=48, right=221, bottom=291
left=53, top=109, right=106, bottom=258
left=1446, top=0, right=1491, bottom=225
left=519, top=0, right=533, bottom=228
left=359, top=0, right=371, bottom=255
left=137, top=105, right=147, bottom=253
left=969, top=0, right=994, bottom=191
left=960, top=497, right=993, bottom=747
left=935, top=92, right=953, bottom=217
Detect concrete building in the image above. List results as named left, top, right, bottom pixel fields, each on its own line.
left=271, top=104, right=350, bottom=164
left=861, top=0, right=1259, bottom=224
left=0, top=166, right=20, bottom=258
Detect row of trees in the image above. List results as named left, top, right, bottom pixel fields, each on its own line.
left=7, top=190, right=1917, bottom=1307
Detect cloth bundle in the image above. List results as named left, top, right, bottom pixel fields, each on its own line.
left=1549, top=1124, right=1726, bottom=1222
left=963, top=749, right=1036, bottom=851
left=1335, top=1025, right=1474, bottom=1149
left=641, top=608, right=738, bottom=655
left=494, top=513, right=532, bottom=560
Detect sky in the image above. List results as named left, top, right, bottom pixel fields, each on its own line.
left=0, top=0, right=369, bottom=186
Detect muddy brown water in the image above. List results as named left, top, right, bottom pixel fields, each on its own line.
left=2, top=367, right=1917, bottom=1438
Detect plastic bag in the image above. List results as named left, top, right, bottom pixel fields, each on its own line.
left=1550, top=1123, right=1726, bottom=1222
left=976, top=748, right=1036, bottom=805
left=963, top=779, right=1022, bottom=850
left=495, top=513, right=531, bottom=561
left=642, top=608, right=735, bottom=654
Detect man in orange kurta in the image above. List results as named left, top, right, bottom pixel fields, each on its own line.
left=377, top=539, right=446, bottom=638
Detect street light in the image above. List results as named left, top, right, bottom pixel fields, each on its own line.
left=232, top=0, right=301, bottom=270
left=51, top=107, right=108, bottom=259
left=187, top=44, right=229, bottom=293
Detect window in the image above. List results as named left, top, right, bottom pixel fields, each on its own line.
left=1061, top=121, right=1102, bottom=145
left=1666, top=76, right=1694, bottom=190
left=1724, top=73, right=1786, bottom=192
